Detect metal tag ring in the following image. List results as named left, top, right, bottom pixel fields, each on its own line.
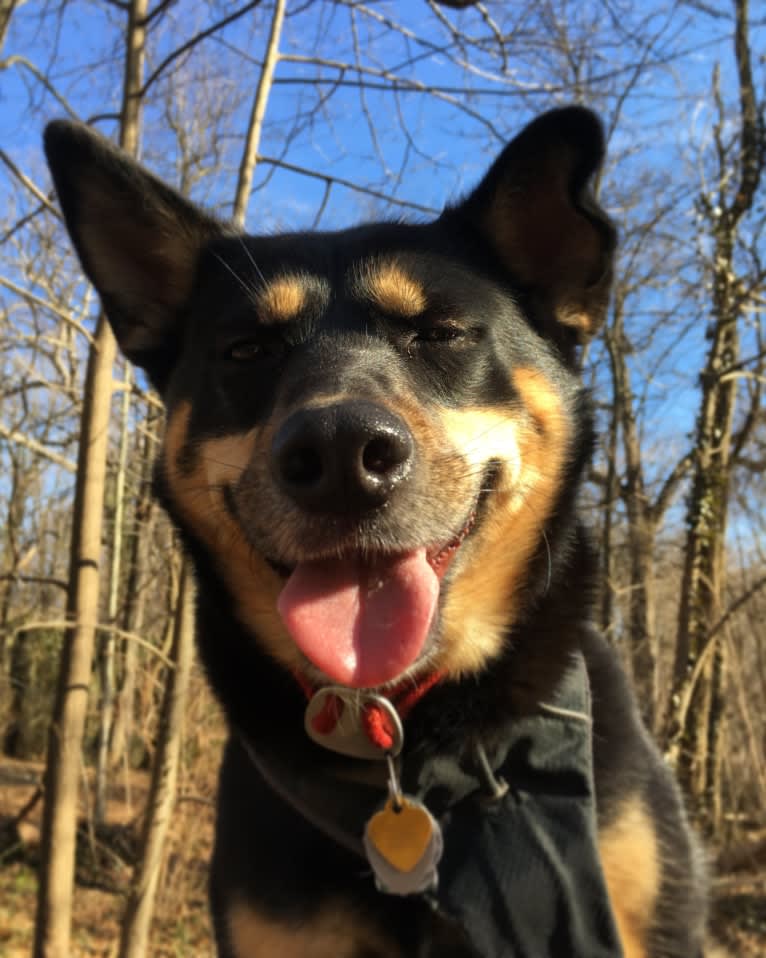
left=305, top=686, right=404, bottom=760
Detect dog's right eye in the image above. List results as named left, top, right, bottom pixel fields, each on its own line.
left=225, top=339, right=286, bottom=362
left=226, top=341, right=263, bottom=361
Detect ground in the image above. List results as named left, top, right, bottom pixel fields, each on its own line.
left=1, top=757, right=764, bottom=956
left=0, top=758, right=214, bottom=956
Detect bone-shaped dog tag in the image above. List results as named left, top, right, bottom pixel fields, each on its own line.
left=363, top=797, right=443, bottom=895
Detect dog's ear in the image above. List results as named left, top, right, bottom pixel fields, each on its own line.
left=44, top=121, right=225, bottom=389
left=453, top=106, right=616, bottom=343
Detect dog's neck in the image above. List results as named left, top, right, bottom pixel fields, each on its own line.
left=189, top=517, right=598, bottom=767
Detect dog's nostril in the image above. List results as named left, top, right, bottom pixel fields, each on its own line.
left=282, top=446, right=323, bottom=486
left=362, top=435, right=405, bottom=476
left=272, top=402, right=414, bottom=513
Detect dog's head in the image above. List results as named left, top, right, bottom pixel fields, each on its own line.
left=45, top=109, right=615, bottom=691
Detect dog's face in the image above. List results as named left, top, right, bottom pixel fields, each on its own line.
left=45, top=109, right=615, bottom=691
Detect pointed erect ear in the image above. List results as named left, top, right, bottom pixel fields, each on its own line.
left=453, top=107, right=617, bottom=342
left=44, top=121, right=226, bottom=389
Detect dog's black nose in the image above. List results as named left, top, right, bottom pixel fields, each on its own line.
left=272, top=401, right=414, bottom=513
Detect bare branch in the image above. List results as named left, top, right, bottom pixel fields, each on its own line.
left=256, top=154, right=440, bottom=214
left=650, top=452, right=694, bottom=523
left=0, top=573, right=68, bottom=592
left=140, top=1, right=263, bottom=97
left=232, top=0, right=285, bottom=226
left=0, top=275, right=95, bottom=344
left=0, top=423, right=77, bottom=473
left=11, top=620, right=176, bottom=667
left=0, top=150, right=62, bottom=219
left=729, top=0, right=762, bottom=224
left=0, top=56, right=81, bottom=120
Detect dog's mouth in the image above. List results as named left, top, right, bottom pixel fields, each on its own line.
left=273, top=465, right=498, bottom=689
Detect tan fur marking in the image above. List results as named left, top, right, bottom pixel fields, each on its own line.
left=438, top=368, right=570, bottom=677
left=359, top=260, right=427, bottom=317
left=598, top=796, right=660, bottom=958
left=163, top=403, right=304, bottom=673
left=227, top=899, right=397, bottom=958
left=256, top=275, right=308, bottom=323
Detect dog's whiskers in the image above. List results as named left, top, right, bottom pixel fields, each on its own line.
left=213, top=250, right=259, bottom=298
left=237, top=234, right=267, bottom=286
left=199, top=455, right=247, bottom=473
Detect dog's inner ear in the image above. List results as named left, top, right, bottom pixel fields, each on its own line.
left=78, top=174, right=216, bottom=336
left=44, top=122, right=224, bottom=388
left=455, top=107, right=616, bottom=343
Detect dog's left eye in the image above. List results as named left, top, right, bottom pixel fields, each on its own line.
left=227, top=341, right=263, bottom=361
left=414, top=325, right=465, bottom=344
left=225, top=339, right=284, bottom=361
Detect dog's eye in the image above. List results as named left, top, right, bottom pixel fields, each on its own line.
left=227, top=341, right=263, bottom=361
left=225, top=339, right=285, bottom=361
left=414, top=325, right=465, bottom=344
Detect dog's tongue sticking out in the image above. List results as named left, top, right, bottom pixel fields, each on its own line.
left=277, top=548, right=438, bottom=688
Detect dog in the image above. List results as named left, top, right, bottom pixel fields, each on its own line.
left=45, top=107, right=708, bottom=957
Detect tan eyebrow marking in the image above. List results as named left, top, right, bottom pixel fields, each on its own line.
left=356, top=260, right=427, bottom=318
left=255, top=275, right=309, bottom=323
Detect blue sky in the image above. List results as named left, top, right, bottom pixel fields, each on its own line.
left=3, top=1, right=754, bottom=224
left=1, top=0, right=764, bottom=542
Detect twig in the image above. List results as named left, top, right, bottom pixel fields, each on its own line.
left=140, top=1, right=263, bottom=97
left=256, top=154, right=440, bottom=214
left=0, top=424, right=77, bottom=473
left=0, top=150, right=62, bottom=219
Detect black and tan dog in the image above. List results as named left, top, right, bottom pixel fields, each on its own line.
left=45, top=108, right=707, bottom=957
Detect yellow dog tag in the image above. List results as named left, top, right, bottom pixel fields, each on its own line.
left=366, top=797, right=433, bottom=872
left=363, top=743, right=443, bottom=894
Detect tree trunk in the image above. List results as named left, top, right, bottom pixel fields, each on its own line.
left=625, top=512, right=658, bottom=726
left=0, top=0, right=20, bottom=54
left=108, top=404, right=159, bottom=776
left=33, top=2, right=148, bottom=954
left=598, top=357, right=619, bottom=644
left=668, top=0, right=761, bottom=829
left=671, top=302, right=737, bottom=820
left=3, top=626, right=33, bottom=757
left=33, top=316, right=119, bottom=958
left=0, top=454, right=27, bottom=674
left=94, top=365, right=132, bottom=825
left=117, top=560, right=195, bottom=958
left=118, top=3, right=288, bottom=941
left=604, top=305, right=658, bottom=724
left=232, top=0, right=286, bottom=227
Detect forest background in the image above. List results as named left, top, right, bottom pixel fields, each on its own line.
left=0, top=0, right=764, bottom=954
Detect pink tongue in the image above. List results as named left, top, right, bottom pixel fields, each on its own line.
left=277, top=548, right=439, bottom=688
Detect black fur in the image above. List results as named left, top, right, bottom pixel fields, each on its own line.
left=45, top=108, right=707, bottom=957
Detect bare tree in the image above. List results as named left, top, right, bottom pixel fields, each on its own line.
left=119, top=6, right=287, bottom=943
left=93, top=360, right=132, bottom=826
left=34, top=1, right=149, bottom=952
left=599, top=204, right=695, bottom=728
left=667, top=0, right=765, bottom=828
left=0, top=0, right=21, bottom=53
left=118, top=557, right=195, bottom=958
